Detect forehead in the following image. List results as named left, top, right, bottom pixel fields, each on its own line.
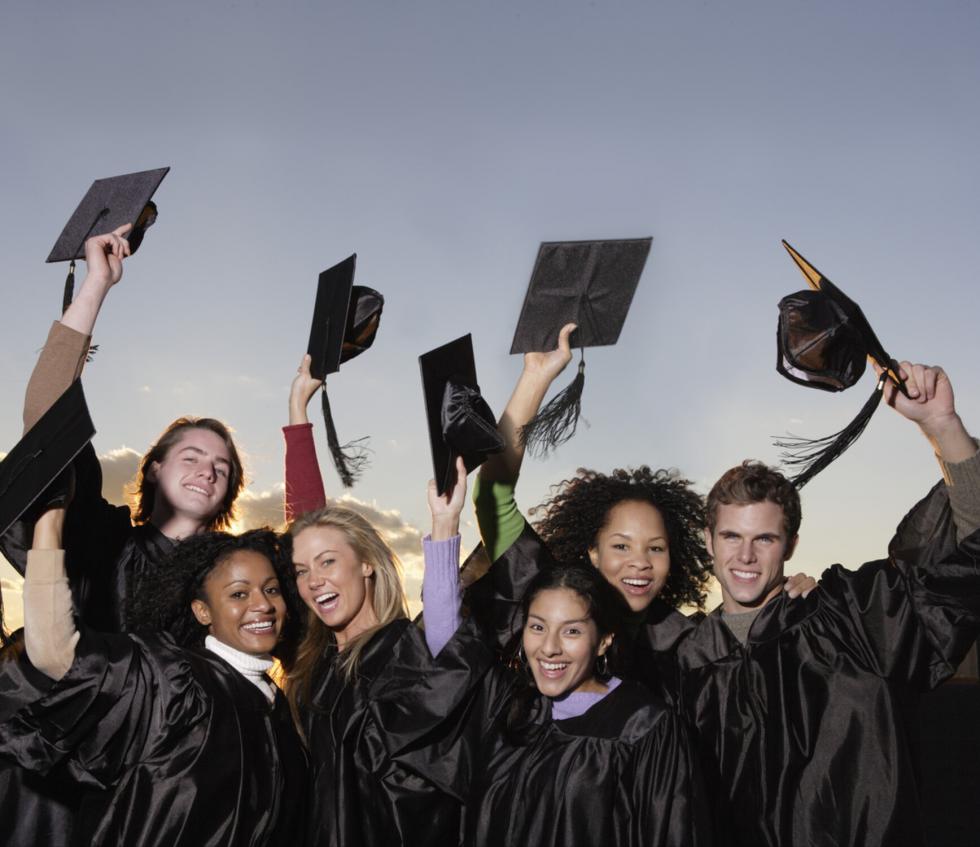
left=166, top=427, right=232, bottom=462
left=528, top=587, right=591, bottom=622
left=292, top=524, right=357, bottom=559
left=713, top=501, right=787, bottom=536
left=600, top=499, right=666, bottom=536
left=208, top=549, right=275, bottom=585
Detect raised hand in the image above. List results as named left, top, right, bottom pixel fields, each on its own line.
left=289, top=354, right=325, bottom=425
left=82, top=224, right=132, bottom=291
left=427, top=456, right=467, bottom=540
left=522, top=322, right=577, bottom=383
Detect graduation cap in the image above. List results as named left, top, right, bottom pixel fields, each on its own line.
left=774, top=240, right=908, bottom=488
left=510, top=238, right=652, bottom=455
left=420, top=334, right=505, bottom=496
left=47, top=168, right=170, bottom=314
left=306, top=254, right=384, bottom=488
left=0, top=379, right=95, bottom=536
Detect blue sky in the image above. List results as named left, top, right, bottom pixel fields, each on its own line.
left=3, top=0, right=980, bottom=626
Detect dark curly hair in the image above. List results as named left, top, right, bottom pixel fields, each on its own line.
left=530, top=466, right=712, bottom=610
left=126, top=529, right=302, bottom=666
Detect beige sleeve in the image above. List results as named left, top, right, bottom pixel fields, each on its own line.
left=939, top=440, right=980, bottom=542
left=23, top=549, right=79, bottom=681
left=23, top=321, right=91, bottom=433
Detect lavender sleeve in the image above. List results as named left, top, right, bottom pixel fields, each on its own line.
left=421, top=534, right=462, bottom=656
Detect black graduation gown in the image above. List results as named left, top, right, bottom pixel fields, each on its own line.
left=0, top=444, right=172, bottom=633
left=302, top=617, right=495, bottom=847
left=0, top=629, right=308, bottom=847
left=665, top=482, right=980, bottom=847
left=463, top=673, right=709, bottom=847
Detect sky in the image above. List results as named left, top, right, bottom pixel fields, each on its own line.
left=2, top=0, right=980, bottom=630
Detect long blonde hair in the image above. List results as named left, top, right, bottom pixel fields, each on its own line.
left=285, top=506, right=409, bottom=722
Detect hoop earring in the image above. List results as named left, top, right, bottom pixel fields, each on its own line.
left=595, top=653, right=610, bottom=678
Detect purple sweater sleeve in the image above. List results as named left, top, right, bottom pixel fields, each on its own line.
left=421, top=534, right=462, bottom=656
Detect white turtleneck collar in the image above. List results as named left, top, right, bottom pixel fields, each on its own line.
left=204, top=635, right=276, bottom=703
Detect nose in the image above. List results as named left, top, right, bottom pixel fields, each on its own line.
left=737, top=540, right=756, bottom=564
left=198, top=461, right=217, bottom=483
left=251, top=590, right=274, bottom=612
left=542, top=630, right=562, bottom=657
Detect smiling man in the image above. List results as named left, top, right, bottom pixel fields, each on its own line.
left=670, top=362, right=980, bottom=847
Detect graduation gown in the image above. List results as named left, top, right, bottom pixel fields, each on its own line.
left=664, top=482, right=980, bottom=847
left=0, top=629, right=308, bottom=847
left=0, top=444, right=172, bottom=633
left=302, top=617, right=495, bottom=847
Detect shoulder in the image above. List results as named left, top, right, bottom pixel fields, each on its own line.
left=557, top=680, right=672, bottom=743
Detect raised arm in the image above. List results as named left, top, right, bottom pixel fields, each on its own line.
left=422, top=457, right=466, bottom=656
left=23, top=506, right=77, bottom=680
left=879, top=361, right=980, bottom=539
left=283, top=354, right=327, bottom=522
left=474, top=323, right=575, bottom=561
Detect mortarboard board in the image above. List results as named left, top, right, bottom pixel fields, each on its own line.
left=419, top=334, right=505, bottom=496
left=0, top=379, right=95, bottom=536
left=306, top=254, right=384, bottom=488
left=510, top=238, right=652, bottom=455
left=48, top=168, right=170, bottom=315
left=774, top=240, right=907, bottom=488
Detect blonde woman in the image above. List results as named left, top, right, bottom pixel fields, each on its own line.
left=286, top=497, right=491, bottom=847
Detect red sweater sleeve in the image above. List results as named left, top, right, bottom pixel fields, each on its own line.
left=283, top=423, right=327, bottom=522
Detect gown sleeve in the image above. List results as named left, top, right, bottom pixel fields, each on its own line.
left=0, top=629, right=204, bottom=790
left=283, top=422, right=327, bottom=522
left=818, top=481, right=980, bottom=688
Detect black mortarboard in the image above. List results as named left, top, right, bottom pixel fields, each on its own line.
left=420, top=334, right=505, bottom=495
left=306, top=254, right=384, bottom=488
left=774, top=240, right=908, bottom=488
left=0, top=380, right=95, bottom=536
left=510, top=238, right=652, bottom=455
left=48, top=168, right=170, bottom=314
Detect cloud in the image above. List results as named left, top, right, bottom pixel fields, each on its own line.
left=98, top=447, right=143, bottom=507
left=233, top=484, right=288, bottom=531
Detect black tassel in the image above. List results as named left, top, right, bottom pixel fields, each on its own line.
left=775, top=373, right=887, bottom=489
left=62, top=260, right=76, bottom=314
left=520, top=351, right=586, bottom=457
left=321, top=387, right=370, bottom=488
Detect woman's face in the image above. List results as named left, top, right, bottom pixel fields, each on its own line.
left=292, top=525, right=376, bottom=644
left=522, top=587, right=613, bottom=699
left=589, top=500, right=670, bottom=613
left=191, top=550, right=285, bottom=656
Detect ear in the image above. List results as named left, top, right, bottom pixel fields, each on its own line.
left=191, top=598, right=212, bottom=627
left=784, top=534, right=799, bottom=563
left=597, top=632, right=614, bottom=657
left=704, top=527, right=715, bottom=559
left=587, top=545, right=600, bottom=568
left=361, top=560, right=375, bottom=578
left=146, top=461, right=160, bottom=484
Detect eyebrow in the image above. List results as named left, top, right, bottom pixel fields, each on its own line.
left=178, top=445, right=231, bottom=467
left=527, top=614, right=592, bottom=626
left=609, top=532, right=667, bottom=543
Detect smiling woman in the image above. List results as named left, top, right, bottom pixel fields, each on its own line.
left=0, top=516, right=307, bottom=847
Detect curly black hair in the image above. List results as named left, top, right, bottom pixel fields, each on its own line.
left=530, top=466, right=712, bottom=610
left=126, top=529, right=303, bottom=664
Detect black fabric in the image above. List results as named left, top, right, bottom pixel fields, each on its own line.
left=301, top=617, right=496, bottom=847
left=440, top=381, right=505, bottom=479
left=661, top=482, right=980, bottom=847
left=0, top=630, right=307, bottom=847
left=0, top=442, right=174, bottom=634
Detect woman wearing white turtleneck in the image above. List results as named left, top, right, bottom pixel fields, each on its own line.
left=0, top=507, right=308, bottom=847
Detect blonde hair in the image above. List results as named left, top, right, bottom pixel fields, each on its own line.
left=284, top=506, right=409, bottom=724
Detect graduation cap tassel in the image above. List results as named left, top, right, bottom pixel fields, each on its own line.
left=321, top=386, right=370, bottom=488
left=520, top=349, right=586, bottom=457
left=62, top=260, right=76, bottom=314
left=774, top=373, right=888, bottom=489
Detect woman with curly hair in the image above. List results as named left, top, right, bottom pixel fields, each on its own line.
left=473, top=324, right=813, bottom=688
left=0, top=505, right=308, bottom=847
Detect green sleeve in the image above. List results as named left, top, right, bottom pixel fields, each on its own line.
left=472, top=473, right=530, bottom=562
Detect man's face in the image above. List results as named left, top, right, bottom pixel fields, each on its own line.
left=150, top=428, right=232, bottom=526
left=706, top=501, right=798, bottom=614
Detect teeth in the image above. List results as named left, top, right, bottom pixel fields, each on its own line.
left=243, top=621, right=274, bottom=632
left=540, top=661, right=568, bottom=671
left=622, top=579, right=651, bottom=587
left=185, top=485, right=209, bottom=495
left=732, top=570, right=758, bottom=579
left=315, top=592, right=339, bottom=604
